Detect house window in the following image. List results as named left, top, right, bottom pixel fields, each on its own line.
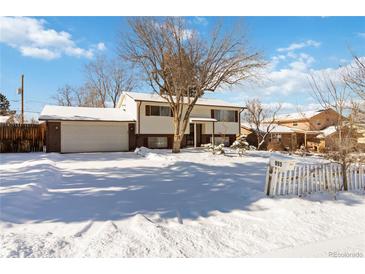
left=271, top=134, right=282, bottom=142
left=293, top=122, right=298, bottom=126
left=316, top=121, right=321, bottom=126
left=145, top=105, right=172, bottom=117
left=148, top=137, right=168, bottom=148
left=212, top=110, right=237, bottom=122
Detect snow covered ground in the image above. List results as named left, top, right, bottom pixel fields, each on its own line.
left=0, top=149, right=364, bottom=258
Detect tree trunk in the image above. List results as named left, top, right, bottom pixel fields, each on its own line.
left=257, top=135, right=263, bottom=150
left=172, top=117, right=183, bottom=153
left=172, top=134, right=182, bottom=153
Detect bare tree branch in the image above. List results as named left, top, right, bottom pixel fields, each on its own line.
left=344, top=55, right=365, bottom=100
left=121, top=17, right=266, bottom=152
left=308, top=72, right=359, bottom=191
left=243, top=99, right=282, bottom=150
left=52, top=85, right=76, bottom=106
left=84, top=55, right=135, bottom=107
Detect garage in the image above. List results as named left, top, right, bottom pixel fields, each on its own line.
left=39, top=105, right=135, bottom=153
left=61, top=121, right=129, bottom=153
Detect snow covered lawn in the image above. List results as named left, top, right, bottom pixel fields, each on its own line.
left=1, top=149, right=364, bottom=257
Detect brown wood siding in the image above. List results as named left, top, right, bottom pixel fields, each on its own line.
left=46, top=121, right=61, bottom=152
left=0, top=123, right=46, bottom=153
left=135, top=134, right=187, bottom=149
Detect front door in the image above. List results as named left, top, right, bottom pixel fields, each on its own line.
left=188, top=123, right=202, bottom=147
left=47, top=122, right=61, bottom=152
left=128, top=123, right=136, bottom=151
left=196, top=124, right=202, bottom=147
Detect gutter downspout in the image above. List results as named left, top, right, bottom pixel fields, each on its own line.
left=137, top=101, right=142, bottom=134
left=212, top=121, right=215, bottom=145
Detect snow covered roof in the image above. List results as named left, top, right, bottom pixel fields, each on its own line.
left=274, top=109, right=329, bottom=122
left=0, top=116, right=11, bottom=123
left=39, top=105, right=135, bottom=122
left=316, top=126, right=337, bottom=139
left=241, top=122, right=301, bottom=133
left=123, top=91, right=243, bottom=108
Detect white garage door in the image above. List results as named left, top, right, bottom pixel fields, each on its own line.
left=61, top=121, right=129, bottom=153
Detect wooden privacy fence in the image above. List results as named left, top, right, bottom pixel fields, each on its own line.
left=265, top=158, right=365, bottom=196
left=0, top=123, right=46, bottom=153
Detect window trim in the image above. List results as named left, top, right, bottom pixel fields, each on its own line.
left=145, top=105, right=172, bottom=117
left=211, top=109, right=238, bottom=122
left=147, top=136, right=168, bottom=148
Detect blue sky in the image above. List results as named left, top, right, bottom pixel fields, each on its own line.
left=0, top=16, right=364, bottom=119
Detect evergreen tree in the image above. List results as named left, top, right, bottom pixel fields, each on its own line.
left=0, top=93, right=10, bottom=115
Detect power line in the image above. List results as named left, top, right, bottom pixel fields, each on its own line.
left=13, top=109, right=40, bottom=114
left=11, top=99, right=49, bottom=104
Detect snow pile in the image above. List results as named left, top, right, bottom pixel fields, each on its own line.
left=230, top=136, right=256, bottom=156
left=1, top=150, right=364, bottom=257
left=202, top=143, right=225, bottom=155
left=134, top=147, right=164, bottom=160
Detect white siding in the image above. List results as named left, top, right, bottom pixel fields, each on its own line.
left=139, top=101, right=179, bottom=134
left=61, top=121, right=129, bottom=153
left=119, top=94, right=137, bottom=120
left=121, top=96, right=239, bottom=134
left=190, top=105, right=240, bottom=135
left=137, top=101, right=240, bottom=135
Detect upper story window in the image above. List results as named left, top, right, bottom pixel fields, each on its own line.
left=293, top=122, right=298, bottom=126
left=211, top=109, right=238, bottom=122
left=145, top=105, right=172, bottom=117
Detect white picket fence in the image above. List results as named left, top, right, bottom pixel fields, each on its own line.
left=265, top=159, right=365, bottom=196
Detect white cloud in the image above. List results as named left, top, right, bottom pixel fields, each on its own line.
left=358, top=32, right=365, bottom=38
left=242, top=49, right=362, bottom=103
left=277, top=40, right=321, bottom=52
left=19, top=46, right=60, bottom=60
left=0, top=17, right=105, bottom=60
left=263, top=102, right=322, bottom=114
left=96, top=42, right=106, bottom=51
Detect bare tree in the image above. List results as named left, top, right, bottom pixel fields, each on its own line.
left=53, top=85, right=76, bottom=106
left=121, top=17, right=266, bottom=153
left=84, top=55, right=135, bottom=108
left=309, top=72, right=358, bottom=191
left=344, top=55, right=365, bottom=100
left=344, top=55, right=365, bottom=146
left=243, top=99, right=282, bottom=150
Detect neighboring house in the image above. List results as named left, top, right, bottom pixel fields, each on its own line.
left=39, top=91, right=243, bottom=153
left=354, top=103, right=365, bottom=150
left=241, top=108, right=343, bottom=152
left=274, top=108, right=340, bottom=131
left=241, top=123, right=302, bottom=151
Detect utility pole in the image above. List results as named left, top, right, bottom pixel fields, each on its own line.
left=21, top=74, right=24, bottom=124
left=17, top=74, right=24, bottom=124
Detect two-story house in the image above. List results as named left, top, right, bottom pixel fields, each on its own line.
left=241, top=108, right=342, bottom=151
left=39, top=91, right=243, bottom=153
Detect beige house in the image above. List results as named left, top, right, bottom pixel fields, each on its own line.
left=274, top=108, right=339, bottom=131
left=241, top=108, right=343, bottom=152
left=39, top=91, right=243, bottom=153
